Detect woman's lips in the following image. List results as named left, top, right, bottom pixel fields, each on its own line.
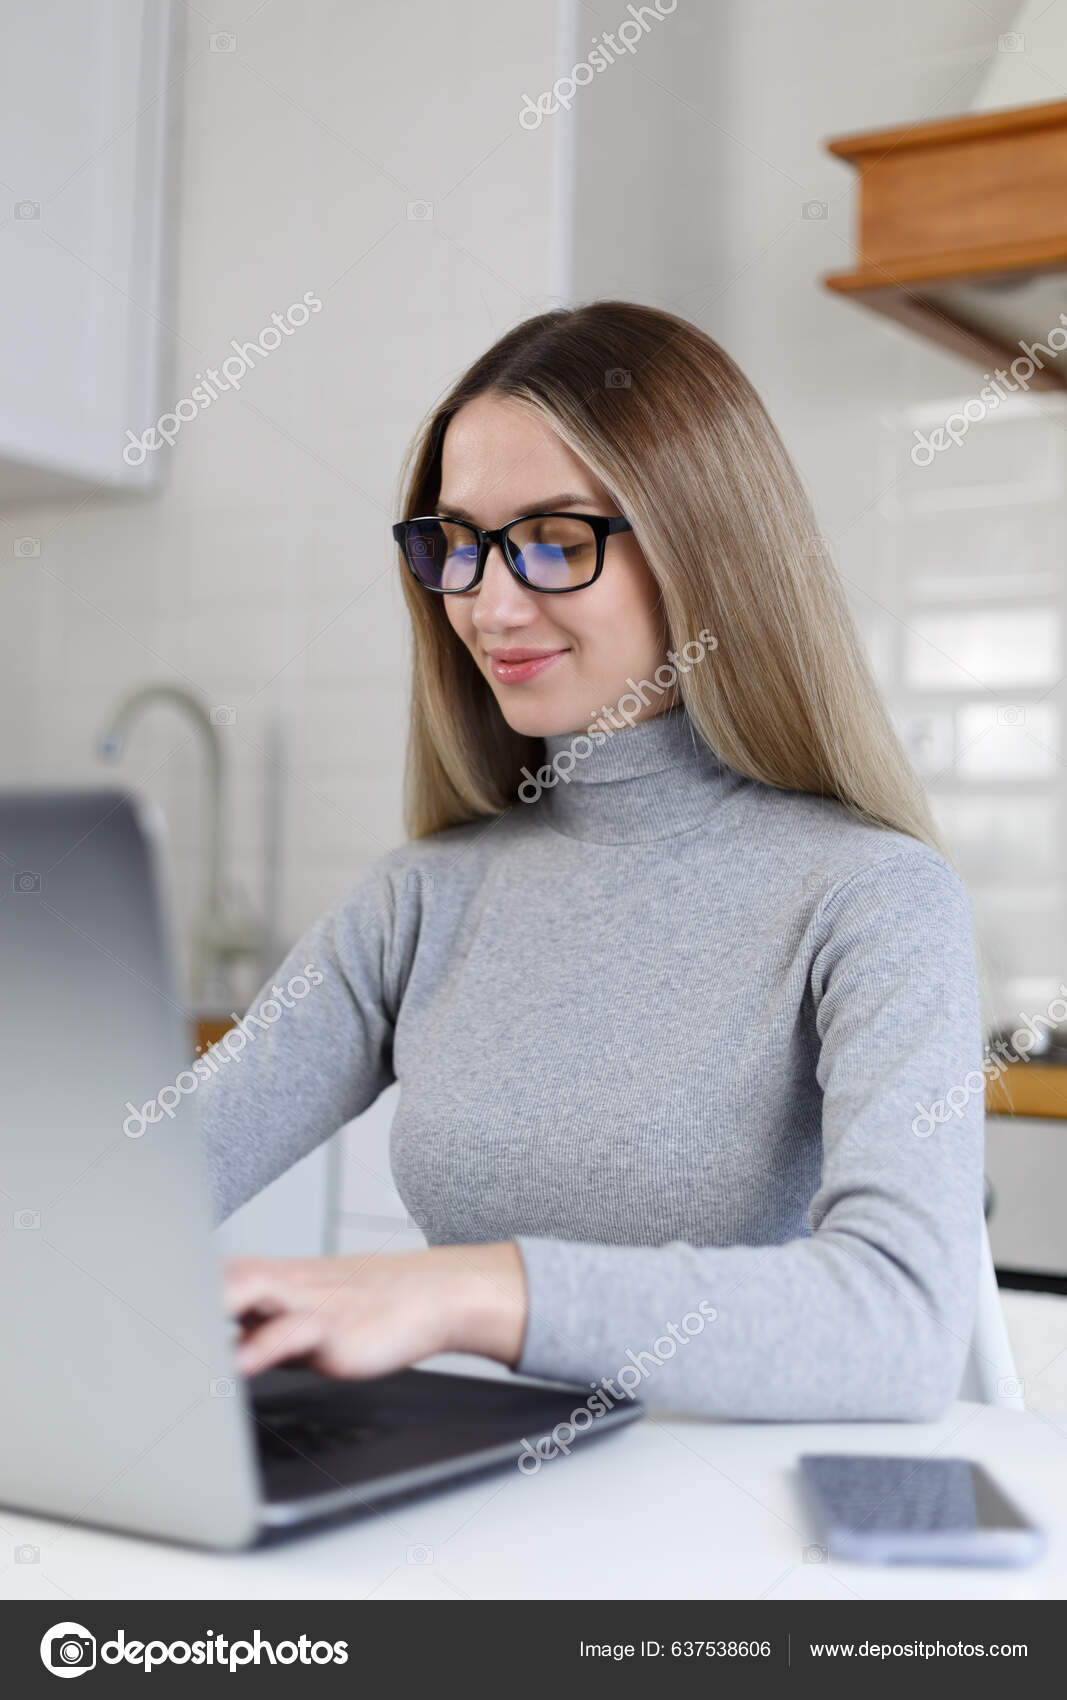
left=488, top=648, right=569, bottom=685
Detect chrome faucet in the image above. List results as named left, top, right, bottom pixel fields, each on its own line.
left=97, top=684, right=265, bottom=1008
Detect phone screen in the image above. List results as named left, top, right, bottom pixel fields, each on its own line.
left=800, top=1455, right=1033, bottom=1533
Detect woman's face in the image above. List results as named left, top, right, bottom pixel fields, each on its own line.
left=437, top=393, right=671, bottom=740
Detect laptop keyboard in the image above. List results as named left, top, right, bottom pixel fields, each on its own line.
left=245, top=1364, right=644, bottom=1510
left=253, top=1410, right=383, bottom=1463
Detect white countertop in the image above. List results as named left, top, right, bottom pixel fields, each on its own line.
left=3, top=1358, right=1065, bottom=1601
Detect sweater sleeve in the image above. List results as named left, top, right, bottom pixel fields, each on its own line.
left=197, top=858, right=401, bottom=1224
left=514, top=851, right=986, bottom=1421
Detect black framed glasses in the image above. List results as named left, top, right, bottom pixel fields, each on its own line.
left=392, top=511, right=633, bottom=594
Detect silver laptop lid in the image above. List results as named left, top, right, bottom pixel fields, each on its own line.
left=0, top=788, right=261, bottom=1548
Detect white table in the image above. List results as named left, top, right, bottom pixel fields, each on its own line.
left=2, top=1363, right=1065, bottom=1601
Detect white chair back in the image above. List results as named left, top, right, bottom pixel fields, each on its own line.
left=957, top=1209, right=1024, bottom=1408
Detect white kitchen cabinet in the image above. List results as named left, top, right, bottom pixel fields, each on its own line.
left=0, top=0, right=175, bottom=503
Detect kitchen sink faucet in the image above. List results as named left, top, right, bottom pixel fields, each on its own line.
left=97, top=684, right=265, bottom=1009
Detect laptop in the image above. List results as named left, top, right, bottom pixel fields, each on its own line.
left=0, top=788, right=642, bottom=1550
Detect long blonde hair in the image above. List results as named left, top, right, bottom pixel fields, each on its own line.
left=395, top=299, right=950, bottom=867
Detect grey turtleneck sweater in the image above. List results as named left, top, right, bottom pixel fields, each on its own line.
left=200, top=703, right=985, bottom=1421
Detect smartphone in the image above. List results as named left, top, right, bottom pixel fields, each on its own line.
left=798, top=1453, right=1045, bottom=1566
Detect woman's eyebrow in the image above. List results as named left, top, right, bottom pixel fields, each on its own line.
left=435, top=492, right=598, bottom=522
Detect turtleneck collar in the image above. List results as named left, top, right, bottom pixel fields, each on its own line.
left=535, top=702, right=749, bottom=844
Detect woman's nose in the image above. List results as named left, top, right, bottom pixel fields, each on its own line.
left=471, top=543, right=535, bottom=621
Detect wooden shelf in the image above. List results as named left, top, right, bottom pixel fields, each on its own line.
left=822, top=97, right=1067, bottom=382
left=194, top=1015, right=236, bottom=1056
left=987, top=1062, right=1067, bottom=1120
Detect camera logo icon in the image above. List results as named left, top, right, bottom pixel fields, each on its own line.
left=14, top=537, right=40, bottom=556
left=604, top=368, right=631, bottom=389
left=15, top=200, right=40, bottom=219
left=13, top=870, right=42, bottom=893
left=41, top=1622, right=96, bottom=1677
left=210, top=705, right=237, bottom=726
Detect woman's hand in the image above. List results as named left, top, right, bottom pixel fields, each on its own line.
left=222, top=1242, right=528, bottom=1380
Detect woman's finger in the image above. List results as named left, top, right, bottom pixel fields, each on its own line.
left=233, top=1307, right=328, bottom=1377
left=222, top=1262, right=304, bottom=1322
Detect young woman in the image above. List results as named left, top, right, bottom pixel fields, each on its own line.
left=205, top=301, right=985, bottom=1421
